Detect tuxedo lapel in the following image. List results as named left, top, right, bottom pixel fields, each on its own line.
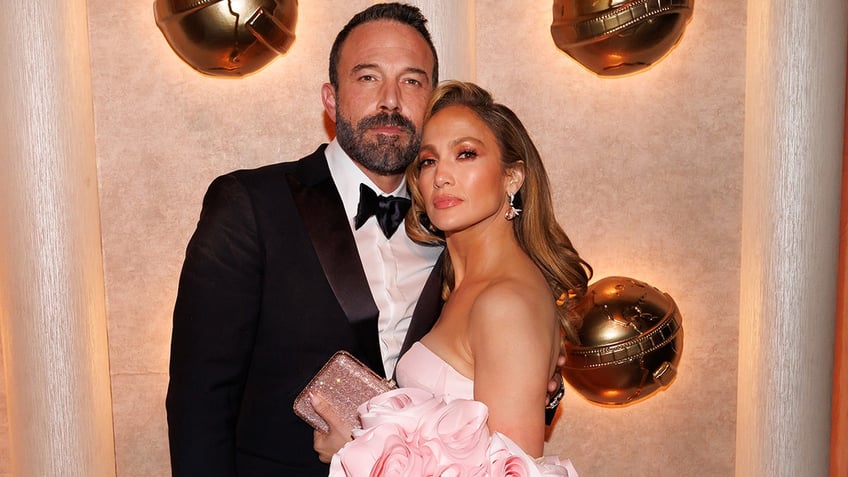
left=285, top=149, right=385, bottom=376
left=398, top=252, right=444, bottom=359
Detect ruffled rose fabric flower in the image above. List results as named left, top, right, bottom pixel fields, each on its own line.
left=415, top=399, right=490, bottom=466
left=367, top=433, right=435, bottom=476
left=329, top=388, right=577, bottom=477
left=487, top=434, right=577, bottom=477
left=358, top=387, right=444, bottom=434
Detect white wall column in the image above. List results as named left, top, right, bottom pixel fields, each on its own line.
left=394, top=0, right=476, bottom=82
left=737, top=0, right=848, bottom=475
left=0, top=0, right=116, bottom=476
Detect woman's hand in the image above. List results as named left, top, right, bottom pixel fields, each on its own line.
left=311, top=392, right=355, bottom=463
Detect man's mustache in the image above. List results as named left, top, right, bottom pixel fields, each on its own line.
left=358, top=112, right=415, bottom=134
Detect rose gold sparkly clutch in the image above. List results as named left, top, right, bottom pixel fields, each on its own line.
left=293, top=350, right=396, bottom=433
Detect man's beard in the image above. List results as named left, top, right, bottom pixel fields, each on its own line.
left=335, top=111, right=420, bottom=176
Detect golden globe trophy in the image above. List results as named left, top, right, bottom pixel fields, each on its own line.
left=551, top=0, right=694, bottom=76
left=154, top=0, right=298, bottom=77
left=564, top=276, right=683, bottom=405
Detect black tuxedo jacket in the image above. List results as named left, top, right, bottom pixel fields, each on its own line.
left=166, top=145, right=443, bottom=476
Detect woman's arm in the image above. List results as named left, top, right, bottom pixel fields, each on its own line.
left=468, top=284, right=559, bottom=457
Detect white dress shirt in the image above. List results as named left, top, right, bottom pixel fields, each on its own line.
left=325, top=139, right=443, bottom=375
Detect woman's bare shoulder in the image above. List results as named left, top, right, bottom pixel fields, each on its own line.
left=469, top=274, right=553, bottom=330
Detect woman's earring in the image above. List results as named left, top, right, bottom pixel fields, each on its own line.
left=505, top=192, right=521, bottom=221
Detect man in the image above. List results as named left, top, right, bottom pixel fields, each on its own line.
left=167, top=4, right=444, bottom=476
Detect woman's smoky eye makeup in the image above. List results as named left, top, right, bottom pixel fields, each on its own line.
left=416, top=156, right=433, bottom=170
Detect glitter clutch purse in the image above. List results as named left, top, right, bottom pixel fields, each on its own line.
left=293, top=350, right=396, bottom=433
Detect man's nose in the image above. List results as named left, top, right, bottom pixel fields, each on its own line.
left=378, top=82, right=400, bottom=111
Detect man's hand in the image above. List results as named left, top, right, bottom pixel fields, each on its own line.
left=311, top=393, right=355, bottom=463
left=545, top=353, right=566, bottom=425
left=546, top=354, right=566, bottom=408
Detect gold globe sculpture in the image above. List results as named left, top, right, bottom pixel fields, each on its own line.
left=564, top=276, right=683, bottom=405
left=154, top=0, right=298, bottom=77
left=551, top=0, right=694, bottom=76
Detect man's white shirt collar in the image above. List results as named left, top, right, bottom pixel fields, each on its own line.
left=325, top=138, right=410, bottom=225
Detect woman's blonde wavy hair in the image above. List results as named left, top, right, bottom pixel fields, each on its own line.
left=405, top=80, right=592, bottom=342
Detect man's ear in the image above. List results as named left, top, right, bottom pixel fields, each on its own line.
left=321, top=83, right=337, bottom=124
left=506, top=161, right=526, bottom=194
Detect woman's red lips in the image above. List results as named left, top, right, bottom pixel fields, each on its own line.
left=433, top=195, right=461, bottom=209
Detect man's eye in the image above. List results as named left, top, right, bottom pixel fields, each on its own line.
left=404, top=78, right=423, bottom=86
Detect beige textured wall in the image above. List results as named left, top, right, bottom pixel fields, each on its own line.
left=1, top=1, right=745, bottom=476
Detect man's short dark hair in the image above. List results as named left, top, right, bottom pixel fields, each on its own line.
left=328, top=3, right=439, bottom=89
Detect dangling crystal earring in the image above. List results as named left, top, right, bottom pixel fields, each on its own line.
left=505, top=192, right=521, bottom=220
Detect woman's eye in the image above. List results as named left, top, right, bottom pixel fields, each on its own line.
left=418, top=158, right=436, bottom=169
left=458, top=149, right=477, bottom=159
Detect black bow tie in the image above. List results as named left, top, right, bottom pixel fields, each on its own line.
left=354, top=184, right=411, bottom=239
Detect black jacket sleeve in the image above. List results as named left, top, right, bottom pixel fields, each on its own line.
left=166, top=174, right=263, bottom=477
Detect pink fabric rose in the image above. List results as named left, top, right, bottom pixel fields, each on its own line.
left=535, top=456, right=577, bottom=477
left=429, top=462, right=488, bottom=477
left=332, top=423, right=413, bottom=476
left=367, top=434, right=436, bottom=477
left=489, top=454, right=532, bottom=477
left=416, top=399, right=490, bottom=465
left=487, top=435, right=532, bottom=477
left=358, top=387, right=443, bottom=433
left=329, top=388, right=578, bottom=477
left=486, top=434, right=575, bottom=477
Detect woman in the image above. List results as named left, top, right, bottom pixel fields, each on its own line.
left=330, top=81, right=590, bottom=476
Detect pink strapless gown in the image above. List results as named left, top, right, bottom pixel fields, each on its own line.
left=395, top=342, right=475, bottom=402
left=328, top=342, right=579, bottom=476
